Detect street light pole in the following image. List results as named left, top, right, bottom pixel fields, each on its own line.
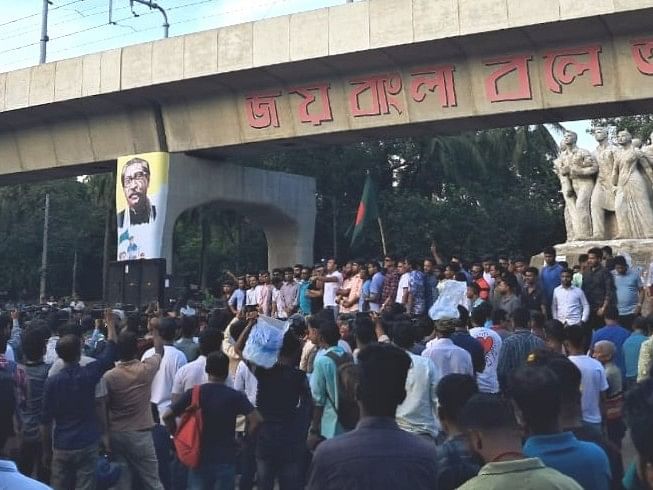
left=130, top=0, right=169, bottom=38
left=39, top=0, right=51, bottom=63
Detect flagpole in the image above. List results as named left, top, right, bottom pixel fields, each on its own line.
left=377, top=216, right=387, bottom=256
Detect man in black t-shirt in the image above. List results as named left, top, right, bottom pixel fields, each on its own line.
left=254, top=331, right=312, bottom=490
left=164, top=351, right=262, bottom=489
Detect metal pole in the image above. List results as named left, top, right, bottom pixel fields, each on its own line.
left=39, top=193, right=50, bottom=301
left=72, top=247, right=78, bottom=297
left=131, top=0, right=169, bottom=38
left=377, top=217, right=388, bottom=256
left=39, top=0, right=50, bottom=63
left=332, top=195, right=338, bottom=258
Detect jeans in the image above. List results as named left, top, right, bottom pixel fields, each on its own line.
left=51, top=443, right=98, bottom=490
left=188, top=463, right=235, bottom=490
left=237, top=432, right=257, bottom=490
left=110, top=430, right=163, bottom=490
left=152, top=424, right=172, bottom=490
left=256, top=458, right=302, bottom=490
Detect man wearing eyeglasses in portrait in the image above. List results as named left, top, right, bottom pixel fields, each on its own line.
left=118, top=158, right=157, bottom=228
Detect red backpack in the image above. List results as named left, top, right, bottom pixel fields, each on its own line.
left=174, top=385, right=203, bottom=469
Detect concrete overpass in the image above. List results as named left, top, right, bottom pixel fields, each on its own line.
left=2, top=0, right=653, bottom=181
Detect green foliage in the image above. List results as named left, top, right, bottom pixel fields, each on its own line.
left=591, top=115, right=653, bottom=143
left=0, top=179, right=104, bottom=300
left=242, top=125, right=564, bottom=261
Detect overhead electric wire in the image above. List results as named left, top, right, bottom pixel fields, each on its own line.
left=0, top=0, right=108, bottom=41
left=0, top=0, right=87, bottom=28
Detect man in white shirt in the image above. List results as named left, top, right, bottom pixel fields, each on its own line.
left=234, top=360, right=258, bottom=407
left=141, top=317, right=187, bottom=420
left=552, top=268, right=590, bottom=325
left=322, top=258, right=343, bottom=318
left=396, top=259, right=411, bottom=306
left=392, top=322, right=441, bottom=442
left=246, top=276, right=258, bottom=307
left=469, top=305, right=503, bottom=393
left=170, top=328, right=223, bottom=404
left=421, top=318, right=473, bottom=379
left=564, top=325, right=608, bottom=438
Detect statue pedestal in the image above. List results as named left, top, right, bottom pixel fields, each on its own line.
left=549, top=239, right=653, bottom=273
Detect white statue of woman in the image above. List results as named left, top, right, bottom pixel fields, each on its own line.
left=612, top=130, right=653, bottom=238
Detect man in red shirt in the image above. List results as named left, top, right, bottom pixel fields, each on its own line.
left=471, top=263, right=490, bottom=301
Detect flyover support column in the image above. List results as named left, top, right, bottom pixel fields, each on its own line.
left=160, top=154, right=316, bottom=275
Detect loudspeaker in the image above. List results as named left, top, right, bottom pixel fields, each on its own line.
left=106, top=263, right=124, bottom=306
left=105, top=259, right=166, bottom=307
left=141, top=259, right=165, bottom=305
left=124, top=263, right=142, bottom=306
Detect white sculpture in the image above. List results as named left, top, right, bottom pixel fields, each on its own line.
left=557, top=131, right=598, bottom=240
left=553, top=142, right=577, bottom=241
left=590, top=127, right=616, bottom=239
left=612, top=130, right=653, bottom=239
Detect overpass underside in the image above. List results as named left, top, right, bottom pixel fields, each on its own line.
left=1, top=0, right=653, bottom=182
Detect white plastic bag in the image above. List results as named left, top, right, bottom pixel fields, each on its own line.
left=428, top=280, right=468, bottom=320
left=242, top=315, right=289, bottom=368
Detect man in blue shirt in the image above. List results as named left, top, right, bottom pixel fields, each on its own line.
left=228, top=277, right=247, bottom=316
left=424, top=258, right=439, bottom=310
left=590, top=306, right=631, bottom=379
left=298, top=267, right=313, bottom=316
left=42, top=311, right=118, bottom=490
left=623, top=317, right=649, bottom=389
left=366, top=260, right=385, bottom=313
left=308, top=311, right=349, bottom=446
left=0, top=372, right=50, bottom=490
left=540, top=246, right=563, bottom=315
left=510, top=364, right=611, bottom=490
left=612, top=255, right=644, bottom=330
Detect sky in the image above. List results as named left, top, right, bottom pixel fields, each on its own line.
left=0, top=0, right=593, bottom=149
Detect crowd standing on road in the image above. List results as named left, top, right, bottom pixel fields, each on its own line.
left=1, top=244, right=653, bottom=489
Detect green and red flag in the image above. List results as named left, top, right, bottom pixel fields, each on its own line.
left=349, top=174, right=379, bottom=250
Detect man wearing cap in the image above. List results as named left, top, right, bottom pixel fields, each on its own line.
left=421, top=318, right=473, bottom=381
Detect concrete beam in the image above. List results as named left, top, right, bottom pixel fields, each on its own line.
left=0, top=1, right=653, bottom=179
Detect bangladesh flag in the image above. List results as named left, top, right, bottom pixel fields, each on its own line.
left=349, top=174, right=379, bottom=250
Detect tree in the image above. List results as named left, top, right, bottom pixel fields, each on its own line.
left=86, top=172, right=116, bottom=299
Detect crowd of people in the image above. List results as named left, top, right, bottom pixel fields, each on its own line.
left=1, top=243, right=653, bottom=489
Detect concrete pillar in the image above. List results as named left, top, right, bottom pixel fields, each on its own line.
left=161, top=154, right=316, bottom=273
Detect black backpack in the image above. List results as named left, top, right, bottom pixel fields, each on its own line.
left=324, top=351, right=360, bottom=431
